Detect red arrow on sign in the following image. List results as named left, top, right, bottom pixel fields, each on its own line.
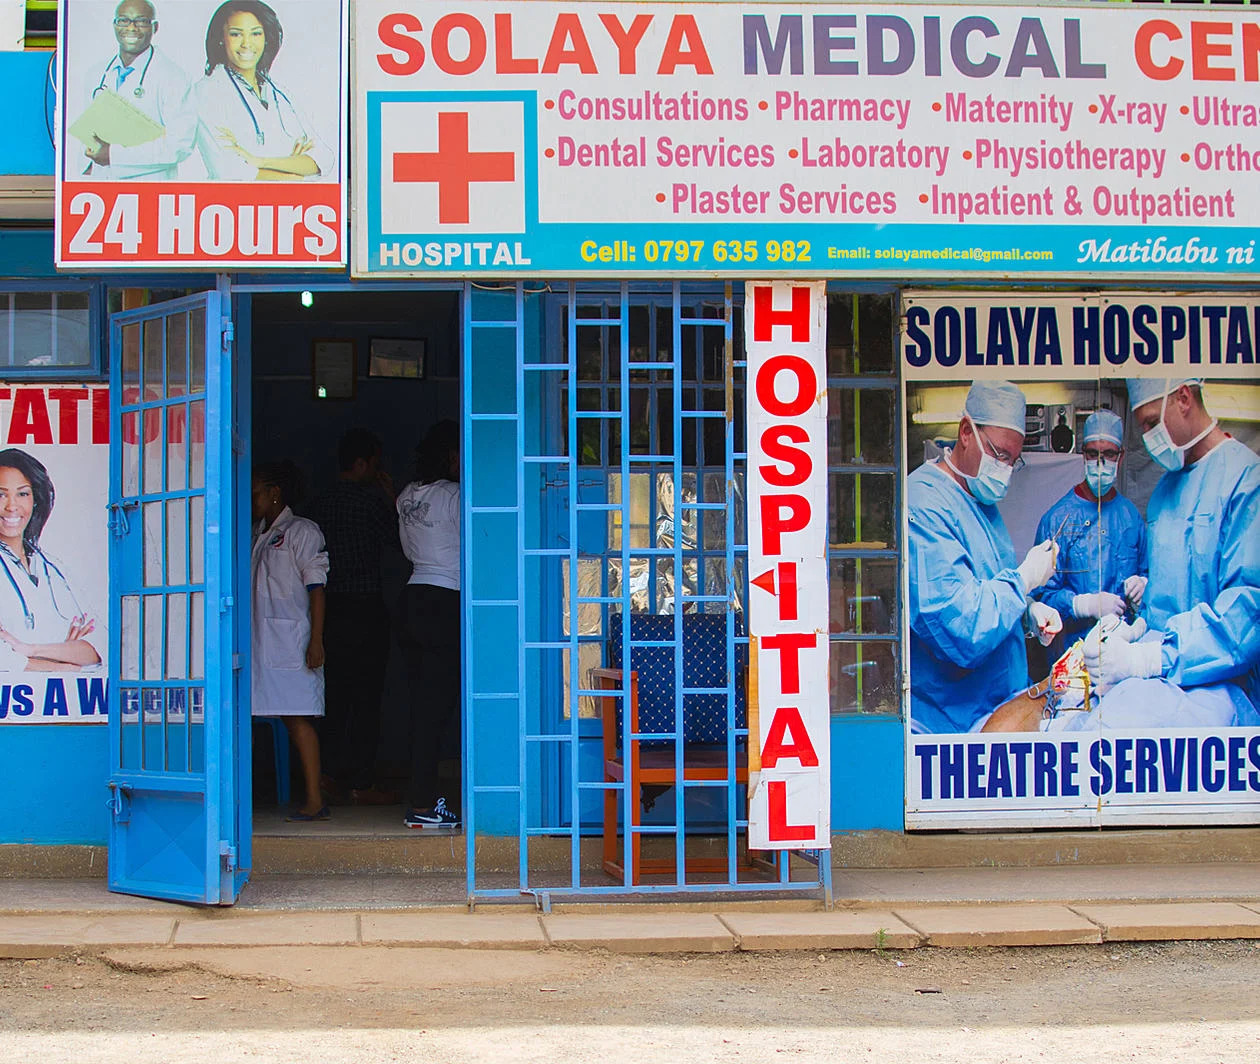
left=751, top=561, right=799, bottom=622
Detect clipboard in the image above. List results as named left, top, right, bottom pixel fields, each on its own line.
left=68, top=89, right=164, bottom=148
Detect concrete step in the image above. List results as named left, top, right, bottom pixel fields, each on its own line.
left=2, top=898, right=1259, bottom=959
left=5, top=826, right=1259, bottom=878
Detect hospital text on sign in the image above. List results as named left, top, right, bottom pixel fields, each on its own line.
left=746, top=282, right=830, bottom=849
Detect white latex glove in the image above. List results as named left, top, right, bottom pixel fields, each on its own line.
left=1123, top=575, right=1148, bottom=611
left=1017, top=539, right=1059, bottom=594
left=1081, top=620, right=1163, bottom=692
left=1108, top=616, right=1148, bottom=644
left=1072, top=591, right=1126, bottom=620
left=1027, top=602, right=1063, bottom=647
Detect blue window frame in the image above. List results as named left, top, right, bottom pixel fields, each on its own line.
left=824, top=289, right=902, bottom=718
left=0, top=280, right=101, bottom=378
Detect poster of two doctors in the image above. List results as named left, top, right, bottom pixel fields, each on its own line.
left=60, top=0, right=341, bottom=183
left=905, top=358, right=1259, bottom=744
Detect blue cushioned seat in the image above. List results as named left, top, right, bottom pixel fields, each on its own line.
left=606, top=612, right=746, bottom=745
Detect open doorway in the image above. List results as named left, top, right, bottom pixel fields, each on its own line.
left=246, top=289, right=463, bottom=846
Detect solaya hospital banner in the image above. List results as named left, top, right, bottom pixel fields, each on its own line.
left=56, top=0, right=348, bottom=268
left=354, top=1, right=1258, bottom=279
left=901, top=292, right=1259, bottom=827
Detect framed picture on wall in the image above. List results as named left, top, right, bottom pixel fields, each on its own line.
left=312, top=339, right=357, bottom=400
left=369, top=337, right=426, bottom=379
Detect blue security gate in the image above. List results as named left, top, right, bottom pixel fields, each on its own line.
left=464, top=281, right=829, bottom=903
left=107, top=292, right=246, bottom=904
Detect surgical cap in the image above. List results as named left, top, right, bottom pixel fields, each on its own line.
left=1083, top=410, right=1124, bottom=447
left=1125, top=378, right=1201, bottom=412
left=963, top=380, right=1027, bottom=435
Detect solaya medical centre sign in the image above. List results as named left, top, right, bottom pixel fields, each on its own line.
left=353, top=1, right=1259, bottom=278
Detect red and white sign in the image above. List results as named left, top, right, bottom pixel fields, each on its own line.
left=745, top=281, right=830, bottom=850
left=55, top=0, right=347, bottom=269
left=378, top=100, right=526, bottom=234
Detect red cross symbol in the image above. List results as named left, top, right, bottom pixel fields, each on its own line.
left=392, top=111, right=516, bottom=225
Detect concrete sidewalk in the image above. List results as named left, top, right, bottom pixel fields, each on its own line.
left=1, top=863, right=1258, bottom=957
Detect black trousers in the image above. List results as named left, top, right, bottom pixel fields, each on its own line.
left=320, top=592, right=390, bottom=790
left=399, top=583, right=462, bottom=809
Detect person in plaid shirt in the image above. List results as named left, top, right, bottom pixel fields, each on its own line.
left=306, top=428, right=400, bottom=804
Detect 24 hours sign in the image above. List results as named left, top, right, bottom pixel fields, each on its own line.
left=354, top=1, right=1259, bottom=279
left=55, top=0, right=348, bottom=269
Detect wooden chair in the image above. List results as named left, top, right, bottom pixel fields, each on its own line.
left=593, top=612, right=749, bottom=883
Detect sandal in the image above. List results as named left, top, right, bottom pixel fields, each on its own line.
left=285, top=805, right=331, bottom=822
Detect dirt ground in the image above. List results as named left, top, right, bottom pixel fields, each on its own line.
left=0, top=939, right=1257, bottom=1063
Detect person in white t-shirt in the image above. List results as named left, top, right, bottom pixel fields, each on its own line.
left=396, top=420, right=461, bottom=829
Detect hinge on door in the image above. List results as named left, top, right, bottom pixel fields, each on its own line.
left=231, top=431, right=246, bottom=457
left=232, top=653, right=242, bottom=671
left=219, top=843, right=237, bottom=872
left=221, top=318, right=234, bottom=353
left=220, top=595, right=235, bottom=613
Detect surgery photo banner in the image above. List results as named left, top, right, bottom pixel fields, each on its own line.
left=901, top=293, right=1259, bottom=827
left=56, top=0, right=348, bottom=268
left=0, top=385, right=109, bottom=723
left=354, top=0, right=1258, bottom=279
left=746, top=281, right=830, bottom=850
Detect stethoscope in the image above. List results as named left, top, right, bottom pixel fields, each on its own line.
left=0, top=543, right=79, bottom=632
left=224, top=66, right=297, bottom=147
left=93, top=47, right=154, bottom=99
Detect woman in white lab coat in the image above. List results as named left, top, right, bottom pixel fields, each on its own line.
left=0, top=449, right=101, bottom=672
left=252, top=461, right=329, bottom=820
left=194, top=0, right=333, bottom=181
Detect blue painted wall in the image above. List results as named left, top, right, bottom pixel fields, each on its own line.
left=1, top=725, right=110, bottom=843
left=831, top=716, right=905, bottom=832
left=0, top=51, right=56, bottom=176
left=0, top=229, right=58, bottom=278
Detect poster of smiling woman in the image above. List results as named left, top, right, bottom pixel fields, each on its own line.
left=0, top=385, right=109, bottom=724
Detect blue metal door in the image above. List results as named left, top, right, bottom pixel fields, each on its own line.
left=107, top=293, right=245, bottom=904
left=464, top=281, right=828, bottom=902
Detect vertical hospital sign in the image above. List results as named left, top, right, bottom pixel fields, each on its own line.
left=745, top=281, right=830, bottom=850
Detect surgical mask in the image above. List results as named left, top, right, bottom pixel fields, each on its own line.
left=1084, top=459, right=1117, bottom=497
left=944, top=421, right=1013, bottom=505
left=1141, top=389, right=1217, bottom=472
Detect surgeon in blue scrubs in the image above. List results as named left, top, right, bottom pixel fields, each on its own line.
left=1032, top=410, right=1148, bottom=661
left=1082, top=378, right=1260, bottom=727
left=908, top=381, right=1063, bottom=734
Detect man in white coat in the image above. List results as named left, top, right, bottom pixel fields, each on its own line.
left=76, top=0, right=196, bottom=179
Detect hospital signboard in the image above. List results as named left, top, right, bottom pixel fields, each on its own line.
left=746, top=281, right=830, bottom=849
left=901, top=291, right=1260, bottom=827
left=0, top=385, right=109, bottom=724
left=354, top=0, right=1258, bottom=280
left=55, top=0, right=348, bottom=269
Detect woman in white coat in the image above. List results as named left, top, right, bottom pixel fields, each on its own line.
left=252, top=461, right=329, bottom=820
left=0, top=449, right=101, bottom=672
left=194, top=0, right=333, bottom=181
